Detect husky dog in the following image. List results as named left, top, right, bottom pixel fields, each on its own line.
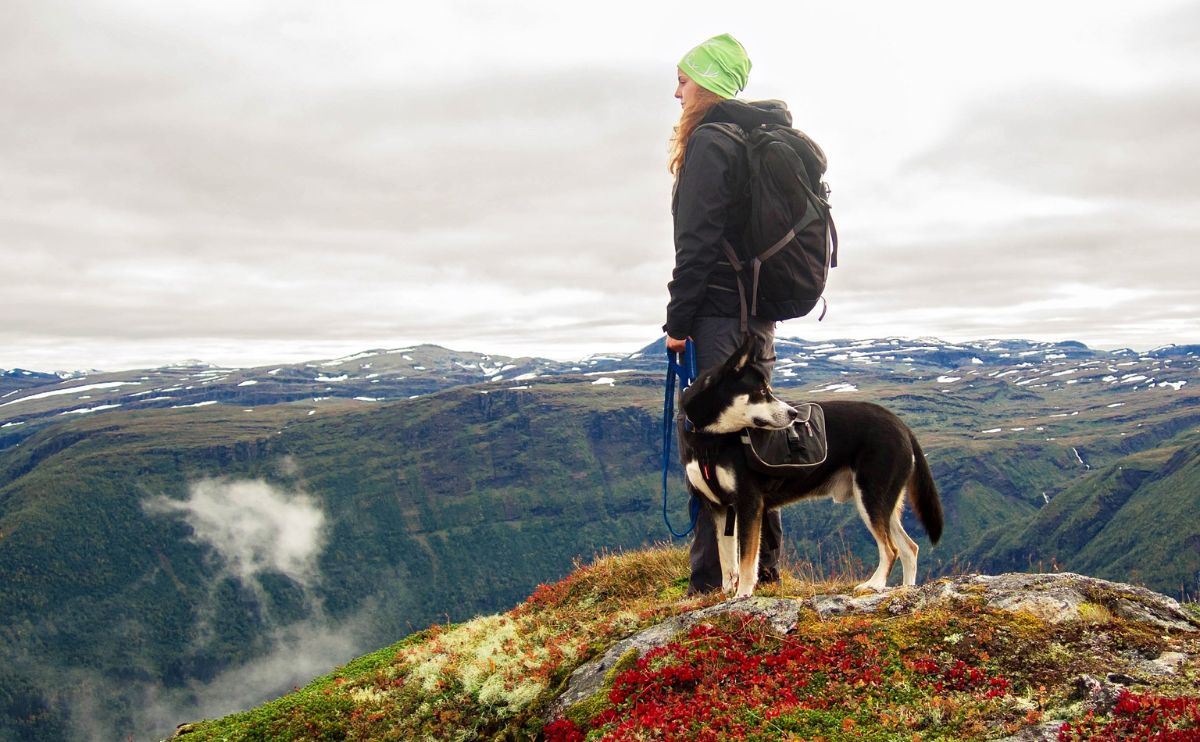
left=680, top=335, right=944, bottom=598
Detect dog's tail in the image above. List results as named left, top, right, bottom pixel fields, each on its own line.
left=907, top=432, right=943, bottom=544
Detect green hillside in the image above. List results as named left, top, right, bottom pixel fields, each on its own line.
left=0, top=381, right=676, bottom=741
left=0, top=354, right=1196, bottom=740
left=970, top=437, right=1200, bottom=591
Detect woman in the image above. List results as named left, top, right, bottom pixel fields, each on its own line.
left=664, top=33, right=790, bottom=594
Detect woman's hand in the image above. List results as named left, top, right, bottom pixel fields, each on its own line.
left=666, top=335, right=689, bottom=353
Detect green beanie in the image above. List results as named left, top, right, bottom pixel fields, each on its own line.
left=679, top=33, right=751, bottom=99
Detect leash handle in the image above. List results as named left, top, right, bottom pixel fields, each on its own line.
left=665, top=343, right=697, bottom=386
left=662, top=340, right=700, bottom=538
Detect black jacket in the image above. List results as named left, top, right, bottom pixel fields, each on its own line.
left=664, top=99, right=793, bottom=340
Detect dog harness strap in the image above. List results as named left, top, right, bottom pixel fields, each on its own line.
left=699, top=453, right=719, bottom=491
left=723, top=505, right=736, bottom=537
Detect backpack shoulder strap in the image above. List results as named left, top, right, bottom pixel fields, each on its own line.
left=719, top=236, right=750, bottom=335
left=696, top=121, right=746, bottom=142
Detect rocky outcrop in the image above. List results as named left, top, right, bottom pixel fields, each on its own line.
left=547, top=572, right=1199, bottom=726
left=811, top=572, right=1199, bottom=631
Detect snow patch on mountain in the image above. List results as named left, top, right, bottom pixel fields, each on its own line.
left=0, top=381, right=142, bottom=408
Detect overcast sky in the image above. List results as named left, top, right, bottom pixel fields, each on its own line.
left=2, top=0, right=1197, bottom=371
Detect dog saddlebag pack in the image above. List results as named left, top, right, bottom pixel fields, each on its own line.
left=705, top=122, right=838, bottom=328
left=740, top=402, right=828, bottom=475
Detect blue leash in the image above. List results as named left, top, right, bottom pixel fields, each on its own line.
left=662, top=341, right=701, bottom=538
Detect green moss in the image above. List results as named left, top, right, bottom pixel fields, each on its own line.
left=561, top=690, right=609, bottom=731
left=560, top=644, right=648, bottom=729
left=1077, top=601, right=1116, bottom=625
left=658, top=575, right=689, bottom=601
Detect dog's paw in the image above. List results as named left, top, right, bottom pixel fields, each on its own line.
left=722, top=572, right=739, bottom=594
left=854, top=581, right=888, bottom=594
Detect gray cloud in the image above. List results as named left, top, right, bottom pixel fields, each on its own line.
left=144, top=478, right=326, bottom=586
left=11, top=472, right=365, bottom=742
left=1129, top=1, right=1200, bottom=62
left=1, top=1, right=675, bottom=362
left=145, top=615, right=367, bottom=733
left=823, top=207, right=1199, bottom=352
left=62, top=611, right=374, bottom=742
left=907, top=84, right=1200, bottom=204
left=853, top=45, right=1200, bottom=351
left=2, top=1, right=1197, bottom=370
left=74, top=475, right=370, bottom=741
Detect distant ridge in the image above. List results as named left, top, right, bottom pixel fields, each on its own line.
left=3, top=337, right=1193, bottom=444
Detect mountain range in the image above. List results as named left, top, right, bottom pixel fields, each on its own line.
left=0, top=336, right=1196, bottom=741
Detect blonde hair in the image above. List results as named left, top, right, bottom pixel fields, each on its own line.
left=668, top=87, right=725, bottom=176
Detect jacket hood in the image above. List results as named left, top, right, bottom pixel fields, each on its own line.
left=701, top=99, right=792, bottom=130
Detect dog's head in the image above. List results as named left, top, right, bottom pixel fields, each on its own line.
left=681, top=334, right=798, bottom=434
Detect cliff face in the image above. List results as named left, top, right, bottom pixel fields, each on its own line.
left=171, top=548, right=1200, bottom=741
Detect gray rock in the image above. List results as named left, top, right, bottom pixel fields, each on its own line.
left=1145, top=650, right=1188, bottom=676
left=1114, top=597, right=1198, bottom=633
left=810, top=590, right=891, bottom=617
left=545, top=596, right=800, bottom=720
left=809, top=573, right=1200, bottom=630
left=1071, top=673, right=1125, bottom=712
left=987, top=586, right=1086, bottom=624
left=987, top=573, right=1198, bottom=632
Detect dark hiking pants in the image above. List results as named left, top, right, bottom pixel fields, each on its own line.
left=683, top=316, right=784, bottom=594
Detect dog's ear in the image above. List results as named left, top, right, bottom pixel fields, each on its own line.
left=727, top=333, right=758, bottom=375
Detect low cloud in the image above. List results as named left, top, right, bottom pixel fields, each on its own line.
left=144, top=478, right=326, bottom=586
left=63, top=611, right=376, bottom=742
left=57, top=477, right=367, bottom=741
